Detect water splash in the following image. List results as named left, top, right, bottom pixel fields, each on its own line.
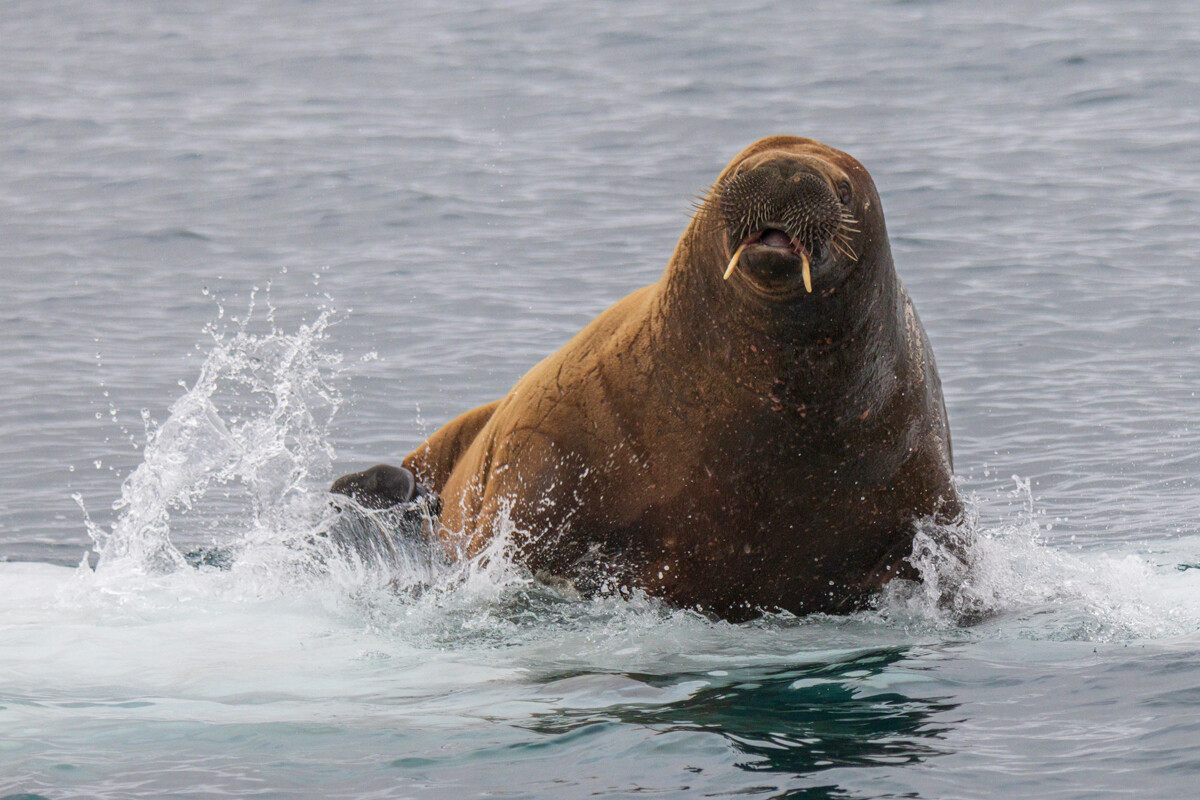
left=874, top=477, right=1200, bottom=642
left=63, top=301, right=475, bottom=623
left=76, top=306, right=345, bottom=584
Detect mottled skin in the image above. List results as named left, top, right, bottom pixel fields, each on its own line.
left=342, top=136, right=959, bottom=620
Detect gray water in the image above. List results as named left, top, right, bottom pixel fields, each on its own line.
left=3, top=1, right=1200, bottom=798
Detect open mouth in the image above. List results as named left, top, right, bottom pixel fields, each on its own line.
left=756, top=227, right=793, bottom=249
left=723, top=226, right=815, bottom=292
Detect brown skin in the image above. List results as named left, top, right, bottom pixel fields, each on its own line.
left=340, top=136, right=960, bottom=620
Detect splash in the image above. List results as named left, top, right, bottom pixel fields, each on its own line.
left=64, top=298, right=515, bottom=623
left=874, top=477, right=1200, bottom=642
left=76, top=303, right=346, bottom=587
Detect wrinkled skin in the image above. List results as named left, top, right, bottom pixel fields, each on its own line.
left=336, top=136, right=960, bottom=620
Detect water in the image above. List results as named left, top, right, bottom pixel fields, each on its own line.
left=2, top=0, right=1200, bottom=797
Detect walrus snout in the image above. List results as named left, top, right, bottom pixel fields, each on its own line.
left=718, top=158, right=857, bottom=289
left=721, top=165, right=842, bottom=248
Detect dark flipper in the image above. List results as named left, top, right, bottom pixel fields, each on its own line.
left=331, top=463, right=428, bottom=509
left=327, top=463, right=442, bottom=572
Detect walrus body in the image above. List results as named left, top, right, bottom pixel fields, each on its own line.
left=335, top=136, right=959, bottom=620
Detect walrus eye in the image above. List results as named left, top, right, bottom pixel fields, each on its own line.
left=838, top=180, right=853, bottom=206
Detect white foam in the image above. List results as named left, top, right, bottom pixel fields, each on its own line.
left=874, top=478, right=1200, bottom=642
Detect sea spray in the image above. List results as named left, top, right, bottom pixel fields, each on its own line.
left=63, top=300, right=497, bottom=619
left=75, top=307, right=345, bottom=585
left=876, top=477, right=1200, bottom=641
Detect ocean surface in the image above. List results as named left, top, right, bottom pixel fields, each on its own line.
left=3, top=1, right=1199, bottom=797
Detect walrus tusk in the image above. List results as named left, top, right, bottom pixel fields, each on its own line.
left=723, top=243, right=746, bottom=280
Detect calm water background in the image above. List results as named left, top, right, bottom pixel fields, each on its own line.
left=3, top=1, right=1200, bottom=798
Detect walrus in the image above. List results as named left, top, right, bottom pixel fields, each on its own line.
left=333, top=135, right=960, bottom=620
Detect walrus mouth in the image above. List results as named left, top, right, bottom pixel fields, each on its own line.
left=724, top=227, right=814, bottom=291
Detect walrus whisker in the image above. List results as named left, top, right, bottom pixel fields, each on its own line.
left=723, top=243, right=747, bottom=280
left=718, top=167, right=865, bottom=281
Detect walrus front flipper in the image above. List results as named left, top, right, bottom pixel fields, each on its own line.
left=403, top=399, right=501, bottom=491
left=331, top=463, right=421, bottom=509
left=326, top=464, right=441, bottom=574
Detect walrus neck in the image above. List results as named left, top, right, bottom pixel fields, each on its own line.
left=647, top=227, right=909, bottom=426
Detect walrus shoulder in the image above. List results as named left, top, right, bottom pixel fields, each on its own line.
left=403, top=399, right=501, bottom=492
left=472, top=284, right=659, bottom=448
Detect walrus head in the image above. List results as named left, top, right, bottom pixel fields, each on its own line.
left=691, top=136, right=888, bottom=307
